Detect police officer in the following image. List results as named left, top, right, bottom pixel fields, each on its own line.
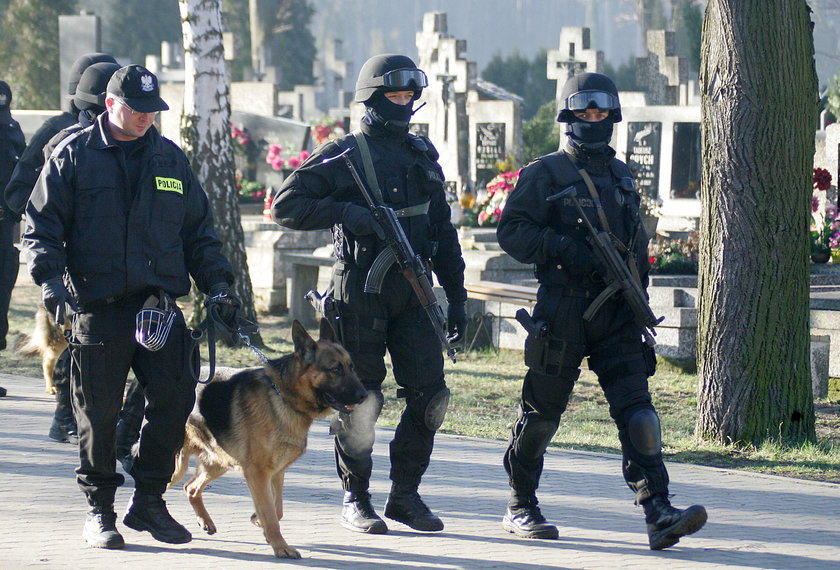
left=496, top=73, right=707, bottom=550
left=0, top=80, right=26, bottom=398
left=272, top=54, right=467, bottom=535
left=23, top=65, right=238, bottom=550
left=40, top=61, right=123, bottom=445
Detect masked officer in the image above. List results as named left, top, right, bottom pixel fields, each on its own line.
left=38, top=61, right=124, bottom=444
left=23, top=65, right=238, bottom=550
left=271, top=54, right=467, bottom=535
left=0, top=80, right=26, bottom=399
left=496, top=72, right=707, bottom=550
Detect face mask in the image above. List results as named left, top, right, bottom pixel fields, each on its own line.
left=367, top=93, right=414, bottom=126
left=567, top=120, right=614, bottom=148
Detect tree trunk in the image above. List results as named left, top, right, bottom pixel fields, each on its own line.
left=697, top=0, right=817, bottom=445
left=179, top=0, right=261, bottom=344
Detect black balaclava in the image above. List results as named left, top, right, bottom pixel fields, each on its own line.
left=363, top=91, right=417, bottom=134
left=0, top=80, right=12, bottom=122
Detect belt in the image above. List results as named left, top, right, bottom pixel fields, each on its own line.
left=80, top=289, right=156, bottom=311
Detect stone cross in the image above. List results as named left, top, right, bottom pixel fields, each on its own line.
left=547, top=27, right=603, bottom=100
left=635, top=30, right=689, bottom=105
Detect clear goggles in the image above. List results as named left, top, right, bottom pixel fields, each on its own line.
left=135, top=293, right=176, bottom=352
left=565, top=90, right=620, bottom=112
left=370, top=68, right=428, bottom=90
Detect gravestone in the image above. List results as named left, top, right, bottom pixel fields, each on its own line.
left=635, top=30, right=690, bottom=106
left=58, top=12, right=102, bottom=110
left=546, top=27, right=603, bottom=100
left=315, top=38, right=352, bottom=121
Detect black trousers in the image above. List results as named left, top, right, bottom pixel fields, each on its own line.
left=330, top=264, right=446, bottom=493
left=504, top=284, right=669, bottom=502
left=0, top=219, right=19, bottom=347
left=69, top=296, right=196, bottom=507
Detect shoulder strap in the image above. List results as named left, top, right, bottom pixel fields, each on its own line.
left=537, top=150, right=582, bottom=191
left=351, top=130, right=384, bottom=203
left=49, top=127, right=87, bottom=160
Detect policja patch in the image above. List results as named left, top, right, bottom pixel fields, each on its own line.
left=155, top=177, right=183, bottom=194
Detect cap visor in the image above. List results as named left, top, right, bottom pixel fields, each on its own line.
left=122, top=97, right=169, bottom=113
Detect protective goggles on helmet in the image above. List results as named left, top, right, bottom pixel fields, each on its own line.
left=365, top=68, right=428, bottom=90
left=135, top=293, right=176, bottom=351
left=565, top=90, right=620, bottom=112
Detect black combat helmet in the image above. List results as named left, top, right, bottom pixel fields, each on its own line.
left=557, top=72, right=622, bottom=123
left=67, top=52, right=118, bottom=96
left=74, top=62, right=121, bottom=112
left=354, top=54, right=428, bottom=104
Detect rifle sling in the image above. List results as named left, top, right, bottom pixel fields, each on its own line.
left=352, top=131, right=384, bottom=203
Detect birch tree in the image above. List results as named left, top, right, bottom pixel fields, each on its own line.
left=696, top=0, right=817, bottom=444
left=179, top=0, right=260, bottom=342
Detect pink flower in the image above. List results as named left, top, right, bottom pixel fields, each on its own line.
left=477, top=211, right=488, bottom=224
left=299, top=150, right=310, bottom=161
left=288, top=156, right=301, bottom=169
left=271, top=157, right=285, bottom=171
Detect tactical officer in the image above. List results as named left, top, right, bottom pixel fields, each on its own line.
left=39, top=61, right=124, bottom=445
left=23, top=65, right=238, bottom=550
left=0, top=80, right=26, bottom=399
left=496, top=73, right=707, bottom=550
left=272, top=54, right=467, bottom=535
left=4, top=52, right=117, bottom=217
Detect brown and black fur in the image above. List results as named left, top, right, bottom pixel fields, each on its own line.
left=14, top=305, right=68, bottom=394
left=170, top=319, right=367, bottom=559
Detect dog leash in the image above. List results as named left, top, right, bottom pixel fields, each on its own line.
left=192, top=303, right=266, bottom=384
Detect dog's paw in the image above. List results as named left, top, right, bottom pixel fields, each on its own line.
left=45, top=386, right=57, bottom=395
left=250, top=512, right=261, bottom=527
left=198, top=517, right=217, bottom=535
left=273, top=545, right=301, bottom=559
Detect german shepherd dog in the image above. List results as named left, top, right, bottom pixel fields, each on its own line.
left=170, top=319, right=367, bottom=559
left=14, top=305, right=68, bottom=394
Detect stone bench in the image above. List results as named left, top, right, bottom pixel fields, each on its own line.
left=464, top=280, right=536, bottom=351
left=283, top=252, right=335, bottom=327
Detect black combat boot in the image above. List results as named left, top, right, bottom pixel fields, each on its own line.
left=83, top=506, right=125, bottom=549
left=642, top=494, right=707, bottom=550
left=0, top=386, right=6, bottom=397
left=502, top=496, right=559, bottom=539
left=340, top=490, right=388, bottom=534
left=383, top=483, right=443, bottom=532
left=123, top=491, right=192, bottom=544
left=48, top=383, right=78, bottom=444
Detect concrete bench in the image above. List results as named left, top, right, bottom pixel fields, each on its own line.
left=283, top=253, right=335, bottom=327
left=464, top=280, right=537, bottom=351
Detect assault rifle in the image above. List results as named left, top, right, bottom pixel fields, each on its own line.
left=550, top=186, right=664, bottom=346
left=323, top=147, right=456, bottom=362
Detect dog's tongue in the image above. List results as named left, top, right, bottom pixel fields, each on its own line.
left=343, top=404, right=358, bottom=412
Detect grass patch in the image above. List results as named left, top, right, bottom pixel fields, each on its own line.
left=4, top=278, right=838, bottom=483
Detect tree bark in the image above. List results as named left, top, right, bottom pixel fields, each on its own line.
left=697, top=0, right=817, bottom=444
left=179, top=0, right=261, bottom=343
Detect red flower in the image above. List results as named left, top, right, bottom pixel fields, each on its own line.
left=814, top=167, right=832, bottom=191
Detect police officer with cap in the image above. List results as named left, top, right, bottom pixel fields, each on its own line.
left=272, top=54, right=467, bottom=535
left=23, top=64, right=237, bottom=549
left=0, top=80, right=25, bottom=398
left=496, top=72, right=707, bottom=549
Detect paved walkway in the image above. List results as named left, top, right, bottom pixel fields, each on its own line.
left=1, top=371, right=839, bottom=569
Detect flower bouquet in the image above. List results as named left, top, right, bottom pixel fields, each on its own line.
left=462, top=169, right=520, bottom=227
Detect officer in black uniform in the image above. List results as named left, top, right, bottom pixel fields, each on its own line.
left=0, top=80, right=26, bottom=398
left=272, top=54, right=467, bottom=535
left=39, top=61, right=123, bottom=445
left=496, top=72, right=707, bottom=550
left=23, top=65, right=238, bottom=550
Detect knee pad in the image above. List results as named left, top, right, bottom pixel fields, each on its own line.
left=627, top=408, right=661, bottom=456
left=511, top=406, right=559, bottom=462
left=331, top=389, right=384, bottom=453
left=423, top=385, right=450, bottom=431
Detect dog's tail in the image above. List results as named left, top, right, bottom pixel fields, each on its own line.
left=13, top=333, right=42, bottom=357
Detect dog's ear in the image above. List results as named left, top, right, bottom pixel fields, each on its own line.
left=319, top=318, right=336, bottom=343
left=291, top=320, right=317, bottom=364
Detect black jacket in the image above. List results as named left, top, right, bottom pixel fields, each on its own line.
left=4, top=111, right=77, bottom=216
left=23, top=112, right=233, bottom=307
left=0, top=115, right=25, bottom=212
left=497, top=149, right=650, bottom=290
left=271, top=121, right=467, bottom=303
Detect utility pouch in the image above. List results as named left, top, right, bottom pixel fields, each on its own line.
left=643, top=342, right=657, bottom=376
left=525, top=331, right=566, bottom=376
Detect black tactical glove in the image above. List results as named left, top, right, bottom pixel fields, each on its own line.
left=206, top=283, right=242, bottom=345
left=556, top=235, right=601, bottom=277
left=41, top=277, right=76, bottom=326
left=342, top=203, right=385, bottom=239
left=446, top=301, right=467, bottom=343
